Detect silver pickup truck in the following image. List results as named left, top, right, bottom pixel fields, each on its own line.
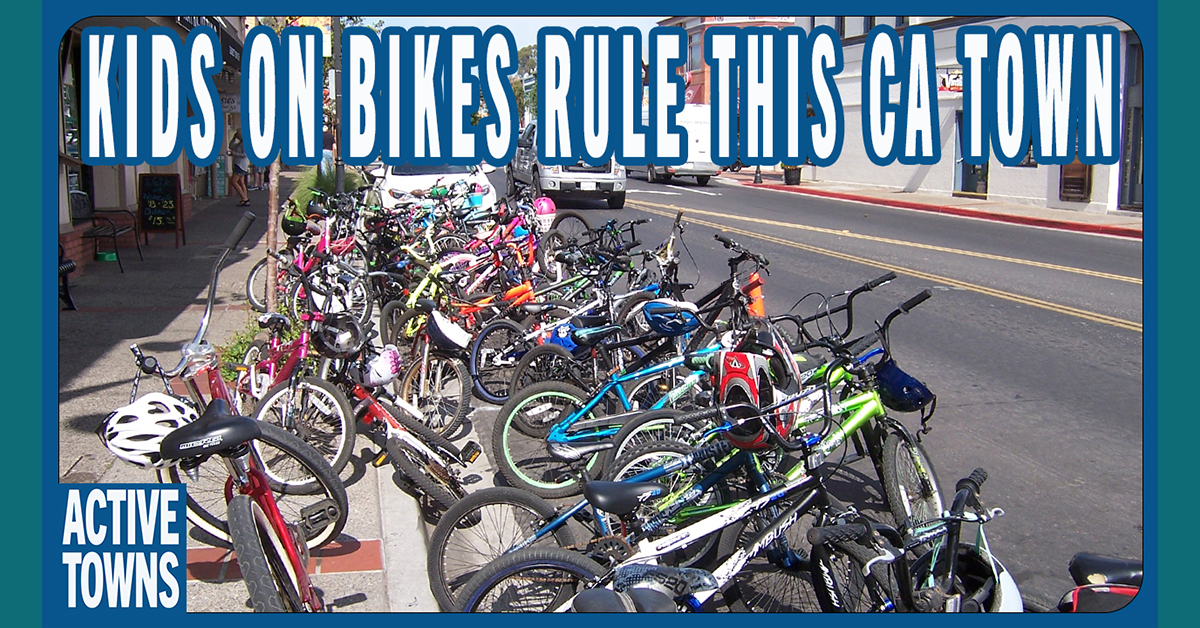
left=506, top=121, right=628, bottom=208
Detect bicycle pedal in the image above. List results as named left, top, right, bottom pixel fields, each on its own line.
left=299, top=499, right=341, bottom=537
left=372, top=450, right=390, bottom=467
left=460, top=441, right=482, bottom=464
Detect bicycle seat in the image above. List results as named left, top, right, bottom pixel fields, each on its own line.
left=413, top=298, right=438, bottom=314
left=572, top=324, right=622, bottom=347
left=1068, top=553, right=1143, bottom=587
left=519, top=303, right=558, bottom=316
left=159, top=399, right=259, bottom=461
left=547, top=440, right=613, bottom=462
left=573, top=314, right=610, bottom=328
left=256, top=312, right=290, bottom=332
left=583, top=480, right=666, bottom=517
left=571, top=588, right=676, bottom=613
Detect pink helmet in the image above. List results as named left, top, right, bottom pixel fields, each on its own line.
left=534, top=196, right=557, bottom=215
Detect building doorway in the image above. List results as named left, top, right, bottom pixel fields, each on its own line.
left=953, top=110, right=988, bottom=197
left=1119, top=32, right=1143, bottom=210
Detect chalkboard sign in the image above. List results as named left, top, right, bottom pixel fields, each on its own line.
left=138, top=173, right=186, bottom=247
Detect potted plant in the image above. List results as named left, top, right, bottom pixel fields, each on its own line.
left=781, top=163, right=803, bottom=185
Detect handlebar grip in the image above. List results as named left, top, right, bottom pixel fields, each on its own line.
left=674, top=407, right=722, bottom=425
left=222, top=212, right=257, bottom=251
left=684, top=353, right=716, bottom=372
left=715, top=233, right=735, bottom=248
left=806, top=523, right=871, bottom=547
left=956, top=468, right=988, bottom=496
left=625, top=240, right=642, bottom=250
left=844, top=332, right=878, bottom=357
left=900, top=289, right=933, bottom=313
left=867, top=272, right=898, bottom=290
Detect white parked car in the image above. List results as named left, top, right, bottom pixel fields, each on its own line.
left=375, top=163, right=497, bottom=211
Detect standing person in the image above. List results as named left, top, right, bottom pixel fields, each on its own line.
left=228, top=129, right=251, bottom=206
left=322, top=126, right=335, bottom=176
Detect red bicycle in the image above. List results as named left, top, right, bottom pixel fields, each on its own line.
left=99, top=213, right=349, bottom=612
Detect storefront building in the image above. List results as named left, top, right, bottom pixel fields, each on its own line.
left=58, top=16, right=246, bottom=269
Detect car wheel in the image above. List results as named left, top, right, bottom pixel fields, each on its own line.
left=696, top=175, right=710, bottom=186
left=607, top=192, right=626, bottom=209
left=646, top=164, right=656, bottom=183
left=505, top=165, right=517, bottom=195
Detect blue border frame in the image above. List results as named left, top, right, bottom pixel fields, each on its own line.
left=39, top=3, right=1158, bottom=624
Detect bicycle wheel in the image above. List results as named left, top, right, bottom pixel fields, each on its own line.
left=719, top=508, right=824, bottom=612
left=491, top=381, right=605, bottom=499
left=470, top=318, right=530, bottom=404
left=246, top=258, right=271, bottom=313
left=508, top=343, right=578, bottom=396
left=427, top=487, right=576, bottom=611
left=233, top=340, right=271, bottom=417
left=162, top=422, right=349, bottom=550
left=614, top=290, right=656, bottom=338
left=550, top=211, right=592, bottom=243
left=603, top=408, right=688, bottom=470
left=535, top=229, right=569, bottom=282
left=396, top=351, right=470, bottom=437
left=388, top=438, right=463, bottom=512
left=226, top=495, right=295, bottom=612
left=456, top=546, right=607, bottom=612
left=253, top=377, right=356, bottom=476
left=881, top=432, right=944, bottom=539
left=602, top=439, right=729, bottom=569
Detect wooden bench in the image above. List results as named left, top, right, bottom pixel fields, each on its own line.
left=59, top=243, right=77, bottom=310
left=69, top=190, right=143, bottom=273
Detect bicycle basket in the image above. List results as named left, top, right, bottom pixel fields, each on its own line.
left=875, top=358, right=935, bottom=413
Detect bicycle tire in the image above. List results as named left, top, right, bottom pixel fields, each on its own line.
left=395, top=352, right=470, bottom=437
left=549, top=211, right=592, bottom=242
left=602, top=439, right=729, bottom=570
left=491, top=381, right=606, bottom=498
left=508, top=343, right=578, bottom=397
left=455, top=546, right=607, bottom=612
left=469, top=318, right=530, bottom=404
left=536, top=229, right=568, bottom=281
left=233, top=340, right=271, bottom=417
left=388, top=438, right=463, bottom=512
left=719, top=508, right=824, bottom=612
left=426, top=487, right=576, bottom=611
left=881, top=431, right=944, bottom=541
left=602, top=408, right=687, bottom=470
left=614, top=290, right=656, bottom=338
left=246, top=258, right=271, bottom=313
left=226, top=494, right=292, bottom=612
left=160, top=421, right=349, bottom=550
left=253, top=377, right=357, bottom=476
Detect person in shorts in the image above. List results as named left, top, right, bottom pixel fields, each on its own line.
left=228, top=129, right=251, bottom=206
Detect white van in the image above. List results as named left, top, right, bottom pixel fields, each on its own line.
left=625, top=103, right=721, bottom=186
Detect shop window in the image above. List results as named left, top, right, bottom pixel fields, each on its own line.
left=1060, top=160, right=1093, bottom=203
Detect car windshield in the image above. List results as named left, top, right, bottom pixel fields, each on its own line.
left=390, top=164, right=475, bottom=176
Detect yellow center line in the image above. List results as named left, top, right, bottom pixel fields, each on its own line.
left=630, top=198, right=1141, bottom=285
left=630, top=202, right=1143, bottom=334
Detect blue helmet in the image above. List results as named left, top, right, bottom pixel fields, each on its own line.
left=642, top=299, right=701, bottom=337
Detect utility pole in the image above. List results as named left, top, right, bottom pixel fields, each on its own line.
left=332, top=16, right=344, bottom=193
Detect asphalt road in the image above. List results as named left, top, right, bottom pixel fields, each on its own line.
left=487, top=170, right=1143, bottom=607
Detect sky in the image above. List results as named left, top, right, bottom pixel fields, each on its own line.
left=367, top=16, right=665, bottom=51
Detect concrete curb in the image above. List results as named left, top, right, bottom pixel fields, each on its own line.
left=733, top=179, right=1143, bottom=240
left=376, top=463, right=441, bottom=612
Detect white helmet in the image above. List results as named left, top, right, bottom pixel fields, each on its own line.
left=97, top=393, right=200, bottom=469
left=363, top=345, right=403, bottom=387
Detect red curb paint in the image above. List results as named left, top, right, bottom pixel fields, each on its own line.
left=187, top=539, right=384, bottom=581
left=731, top=180, right=1142, bottom=240
left=314, top=540, right=383, bottom=574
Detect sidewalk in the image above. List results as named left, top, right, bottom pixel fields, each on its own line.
left=718, top=170, right=1143, bottom=239
left=57, top=179, right=435, bottom=612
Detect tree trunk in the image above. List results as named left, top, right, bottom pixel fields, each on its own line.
left=266, top=158, right=279, bottom=312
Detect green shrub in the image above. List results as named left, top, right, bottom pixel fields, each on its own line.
left=289, top=165, right=364, bottom=203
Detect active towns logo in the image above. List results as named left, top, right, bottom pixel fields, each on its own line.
left=55, top=484, right=186, bottom=612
